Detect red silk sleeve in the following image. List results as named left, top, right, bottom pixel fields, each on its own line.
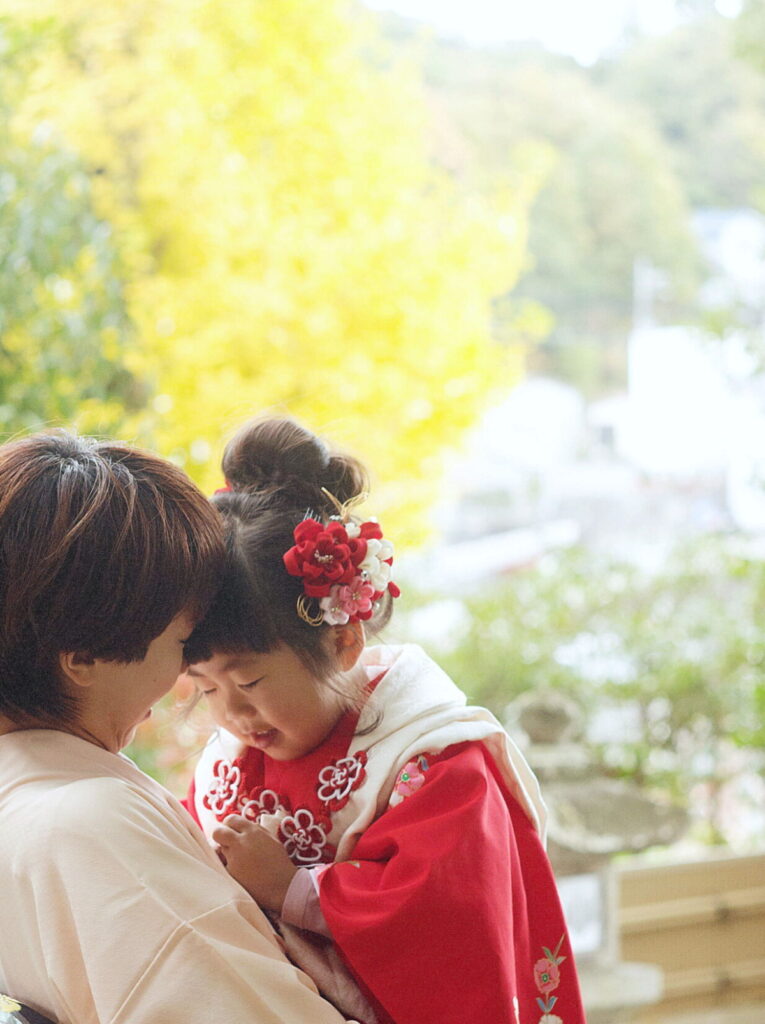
left=318, top=741, right=585, bottom=1024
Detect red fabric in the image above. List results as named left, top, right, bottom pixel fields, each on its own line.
left=186, top=678, right=585, bottom=1024
left=318, top=742, right=586, bottom=1024
left=192, top=676, right=384, bottom=843
left=238, top=707, right=362, bottom=840
left=186, top=707, right=365, bottom=853
left=181, top=776, right=201, bottom=827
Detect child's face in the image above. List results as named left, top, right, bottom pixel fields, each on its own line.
left=183, top=643, right=344, bottom=760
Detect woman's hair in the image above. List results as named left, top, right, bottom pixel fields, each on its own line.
left=0, top=431, right=225, bottom=725
left=184, top=417, right=393, bottom=682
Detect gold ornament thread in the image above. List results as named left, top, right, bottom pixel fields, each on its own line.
left=296, top=594, right=324, bottom=627
left=320, top=487, right=369, bottom=522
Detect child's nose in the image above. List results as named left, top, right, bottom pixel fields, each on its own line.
left=225, top=690, right=259, bottom=724
left=226, top=690, right=254, bottom=713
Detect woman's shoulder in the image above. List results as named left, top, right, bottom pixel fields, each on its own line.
left=0, top=735, right=194, bottom=862
left=0, top=773, right=172, bottom=862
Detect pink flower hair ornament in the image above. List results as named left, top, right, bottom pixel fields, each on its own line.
left=283, top=493, right=400, bottom=626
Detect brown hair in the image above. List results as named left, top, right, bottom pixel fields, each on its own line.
left=184, top=417, right=393, bottom=682
left=0, top=431, right=225, bottom=725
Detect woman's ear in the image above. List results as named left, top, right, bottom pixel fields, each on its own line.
left=333, top=621, right=365, bottom=670
left=58, top=651, right=98, bottom=689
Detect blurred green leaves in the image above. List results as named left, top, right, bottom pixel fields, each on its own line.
left=403, top=539, right=765, bottom=844
left=0, top=16, right=144, bottom=437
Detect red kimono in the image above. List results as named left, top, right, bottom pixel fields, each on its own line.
left=187, top=644, right=586, bottom=1024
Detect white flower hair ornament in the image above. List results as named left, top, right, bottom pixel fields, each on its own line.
left=282, top=489, right=400, bottom=626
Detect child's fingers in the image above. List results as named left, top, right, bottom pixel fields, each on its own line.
left=221, top=813, right=249, bottom=833
left=211, top=823, right=238, bottom=847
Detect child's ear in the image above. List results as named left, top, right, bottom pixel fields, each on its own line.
left=333, top=622, right=365, bottom=670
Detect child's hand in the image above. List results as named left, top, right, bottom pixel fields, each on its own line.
left=212, top=814, right=297, bottom=913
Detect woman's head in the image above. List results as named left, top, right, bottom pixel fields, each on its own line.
left=0, top=431, right=225, bottom=728
left=182, top=417, right=397, bottom=753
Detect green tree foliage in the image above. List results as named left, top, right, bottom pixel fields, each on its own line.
left=736, top=1, right=765, bottom=75
left=402, top=540, right=765, bottom=845
left=386, top=11, right=765, bottom=394
left=388, top=31, right=700, bottom=394
left=0, top=18, right=143, bottom=436
left=490, top=62, right=698, bottom=391
left=4, top=0, right=541, bottom=544
left=600, top=16, right=765, bottom=210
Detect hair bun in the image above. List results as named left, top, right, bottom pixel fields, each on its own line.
left=221, top=417, right=368, bottom=514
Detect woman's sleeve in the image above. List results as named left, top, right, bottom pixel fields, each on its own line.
left=33, top=781, right=349, bottom=1024
left=317, top=741, right=584, bottom=1024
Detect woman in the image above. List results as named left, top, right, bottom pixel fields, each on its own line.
left=0, top=431, right=351, bottom=1024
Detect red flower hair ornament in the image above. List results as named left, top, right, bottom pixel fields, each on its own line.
left=283, top=492, right=400, bottom=626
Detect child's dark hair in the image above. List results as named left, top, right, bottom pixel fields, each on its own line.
left=184, top=418, right=394, bottom=683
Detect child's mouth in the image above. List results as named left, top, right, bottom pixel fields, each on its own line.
left=249, top=728, right=277, bottom=750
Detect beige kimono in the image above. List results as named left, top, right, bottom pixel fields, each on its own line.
left=0, top=730, right=351, bottom=1024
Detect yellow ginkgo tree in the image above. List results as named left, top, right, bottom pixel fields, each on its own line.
left=6, top=0, right=541, bottom=542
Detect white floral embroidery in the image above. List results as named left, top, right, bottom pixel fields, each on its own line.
left=204, top=760, right=241, bottom=816
left=279, top=808, right=331, bottom=864
left=317, top=754, right=366, bottom=807
left=239, top=787, right=282, bottom=821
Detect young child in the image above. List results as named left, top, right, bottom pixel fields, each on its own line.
left=181, top=417, right=586, bottom=1024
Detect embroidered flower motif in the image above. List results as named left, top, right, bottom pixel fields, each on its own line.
left=393, top=756, right=429, bottom=800
left=534, top=958, right=561, bottom=996
left=316, top=751, right=368, bottom=811
left=283, top=519, right=360, bottom=598
left=388, top=754, right=431, bottom=807
left=239, top=787, right=283, bottom=821
left=534, top=936, right=567, bottom=1022
left=203, top=759, right=242, bottom=818
left=279, top=808, right=334, bottom=864
left=0, top=995, right=21, bottom=1013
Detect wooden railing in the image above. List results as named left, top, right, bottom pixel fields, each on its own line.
left=617, top=851, right=765, bottom=1020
